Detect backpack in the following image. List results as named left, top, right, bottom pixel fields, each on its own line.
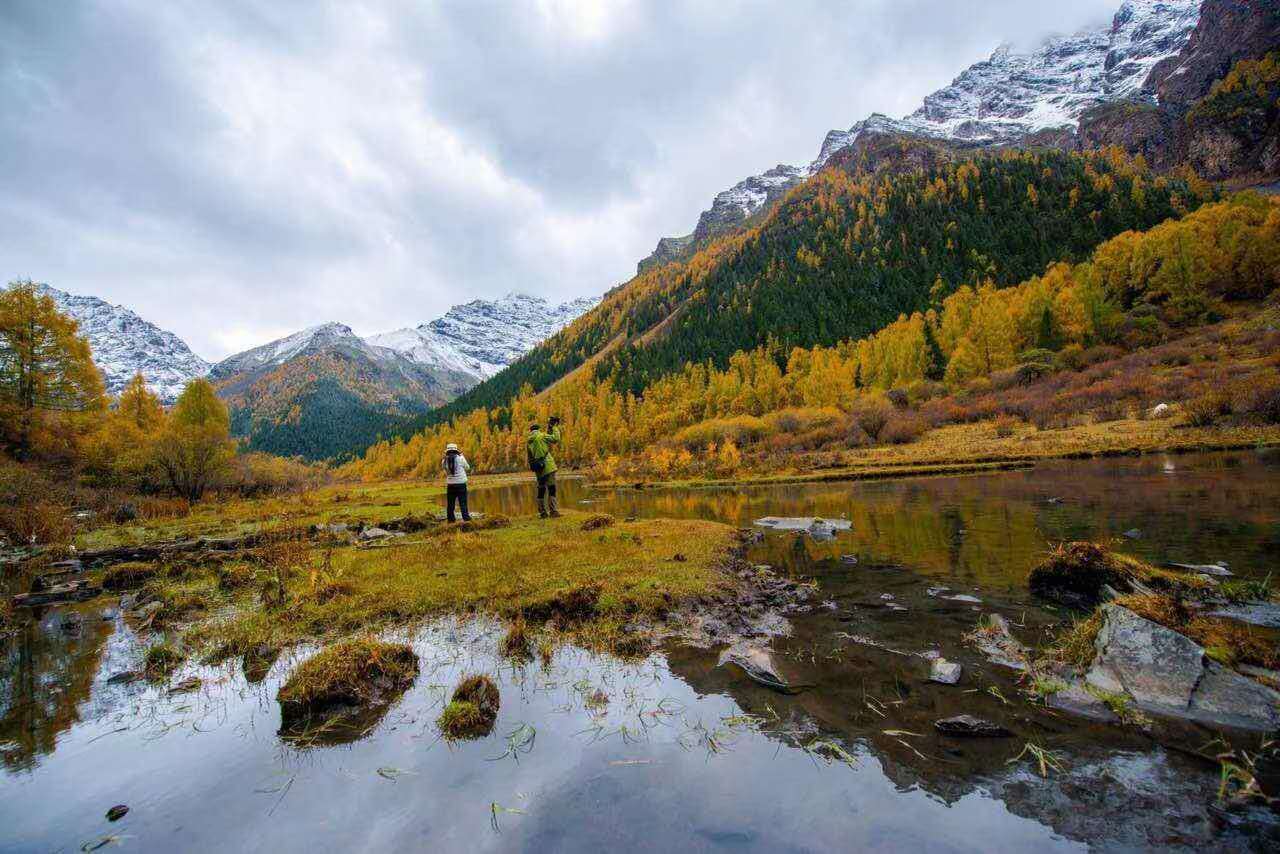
left=527, top=435, right=547, bottom=474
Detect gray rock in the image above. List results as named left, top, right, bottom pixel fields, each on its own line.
left=1086, top=604, right=1280, bottom=731
left=358, top=526, right=396, bottom=540
left=1123, top=528, right=1142, bottom=539
left=1207, top=602, right=1280, bottom=629
left=1046, top=682, right=1119, bottom=724
left=971, top=613, right=1030, bottom=671
left=947, top=594, right=982, bottom=604
left=1165, top=561, right=1232, bottom=577
left=934, top=715, right=1011, bottom=738
left=754, top=517, right=852, bottom=533
left=929, top=658, right=963, bottom=685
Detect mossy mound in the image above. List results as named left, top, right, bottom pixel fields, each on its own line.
left=277, top=638, right=419, bottom=725
left=1029, top=542, right=1207, bottom=608
left=437, top=673, right=499, bottom=739
left=143, top=642, right=183, bottom=680
left=499, top=619, right=532, bottom=662
left=101, top=561, right=161, bottom=591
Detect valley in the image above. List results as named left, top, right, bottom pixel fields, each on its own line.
left=3, top=0, right=1280, bottom=850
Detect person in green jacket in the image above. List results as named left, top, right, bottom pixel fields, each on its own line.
left=527, top=417, right=562, bottom=518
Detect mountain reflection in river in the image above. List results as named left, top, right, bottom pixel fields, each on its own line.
left=1, top=450, right=1277, bottom=851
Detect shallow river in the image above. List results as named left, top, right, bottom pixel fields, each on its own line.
left=2, top=450, right=1279, bottom=852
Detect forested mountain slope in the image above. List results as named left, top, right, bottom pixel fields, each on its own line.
left=422, top=144, right=1200, bottom=428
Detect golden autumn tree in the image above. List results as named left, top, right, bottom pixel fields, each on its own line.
left=151, top=379, right=235, bottom=501
left=0, top=280, right=105, bottom=458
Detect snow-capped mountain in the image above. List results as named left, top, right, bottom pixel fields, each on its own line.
left=369, top=292, right=599, bottom=383
left=208, top=321, right=393, bottom=381
left=30, top=283, right=209, bottom=403
left=640, top=0, right=1202, bottom=271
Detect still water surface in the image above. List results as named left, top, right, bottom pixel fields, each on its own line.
left=2, top=450, right=1278, bottom=852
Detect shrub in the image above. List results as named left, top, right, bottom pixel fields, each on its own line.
left=1233, top=378, right=1280, bottom=424
left=137, top=497, right=191, bottom=521
left=993, top=415, right=1020, bottom=438
left=853, top=402, right=893, bottom=441
left=885, top=388, right=909, bottom=409
left=673, top=415, right=766, bottom=451
left=880, top=415, right=927, bottom=445
left=227, top=453, right=329, bottom=497
left=1184, top=390, right=1232, bottom=427
left=0, top=501, right=72, bottom=547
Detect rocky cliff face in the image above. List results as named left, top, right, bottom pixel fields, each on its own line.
left=1149, top=0, right=1280, bottom=108
left=32, top=283, right=210, bottom=403
left=1080, top=0, right=1280, bottom=182
left=638, top=0, right=1204, bottom=272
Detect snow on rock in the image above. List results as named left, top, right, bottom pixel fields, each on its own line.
left=29, top=283, right=210, bottom=403
left=370, top=292, right=599, bottom=383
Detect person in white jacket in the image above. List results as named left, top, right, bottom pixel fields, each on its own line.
left=442, top=443, right=472, bottom=522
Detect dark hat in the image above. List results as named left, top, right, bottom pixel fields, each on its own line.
left=528, top=423, right=540, bottom=431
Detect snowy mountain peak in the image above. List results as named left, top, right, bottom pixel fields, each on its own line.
left=371, top=293, right=600, bottom=383
left=641, top=0, right=1203, bottom=272
left=24, top=283, right=210, bottom=403
left=209, top=320, right=368, bottom=379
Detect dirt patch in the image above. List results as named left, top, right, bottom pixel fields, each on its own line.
left=521, top=584, right=602, bottom=625
left=581, top=513, right=615, bottom=531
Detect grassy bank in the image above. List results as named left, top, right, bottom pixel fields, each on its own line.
left=593, top=419, right=1280, bottom=490
left=73, top=473, right=532, bottom=551
left=120, top=510, right=737, bottom=659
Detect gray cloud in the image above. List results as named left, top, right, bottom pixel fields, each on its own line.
left=0, top=0, right=1119, bottom=360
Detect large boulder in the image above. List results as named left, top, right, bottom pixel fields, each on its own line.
left=1085, top=604, right=1280, bottom=732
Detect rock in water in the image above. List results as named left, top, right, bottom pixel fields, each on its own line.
left=1165, top=561, right=1233, bottom=577
left=970, top=613, right=1030, bottom=671
left=718, top=641, right=807, bottom=695
left=1085, top=604, right=1280, bottom=732
left=1207, top=602, right=1280, bottom=629
left=929, top=658, right=963, bottom=685
left=106, top=805, right=129, bottom=822
left=934, top=715, right=1012, bottom=738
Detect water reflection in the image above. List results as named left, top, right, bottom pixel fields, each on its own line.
left=3, top=451, right=1278, bottom=850
left=473, top=449, right=1280, bottom=587
left=0, top=606, right=112, bottom=773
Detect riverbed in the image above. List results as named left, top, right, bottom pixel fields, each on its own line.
left=2, top=451, right=1278, bottom=851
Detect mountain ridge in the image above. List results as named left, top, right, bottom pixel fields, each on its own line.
left=637, top=0, right=1203, bottom=273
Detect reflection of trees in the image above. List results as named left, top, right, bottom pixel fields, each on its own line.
left=511, top=452, right=1280, bottom=587
left=0, top=608, right=112, bottom=773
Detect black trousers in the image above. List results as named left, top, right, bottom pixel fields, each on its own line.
left=536, top=471, right=557, bottom=514
left=446, top=483, right=471, bottom=522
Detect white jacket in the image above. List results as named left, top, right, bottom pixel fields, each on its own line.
left=442, top=452, right=470, bottom=485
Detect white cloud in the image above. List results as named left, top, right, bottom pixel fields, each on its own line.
left=0, top=0, right=1122, bottom=361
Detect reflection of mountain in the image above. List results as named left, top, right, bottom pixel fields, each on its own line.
left=0, top=608, right=112, bottom=773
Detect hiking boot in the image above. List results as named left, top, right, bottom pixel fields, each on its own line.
left=550, top=511, right=562, bottom=518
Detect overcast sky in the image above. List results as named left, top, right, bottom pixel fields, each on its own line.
left=0, top=0, right=1120, bottom=361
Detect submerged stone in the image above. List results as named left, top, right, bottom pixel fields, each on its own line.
left=934, top=715, right=1012, bottom=738
left=929, top=658, right=963, bottom=685
left=718, top=641, right=807, bottom=694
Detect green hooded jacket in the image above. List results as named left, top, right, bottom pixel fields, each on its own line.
left=526, top=424, right=561, bottom=475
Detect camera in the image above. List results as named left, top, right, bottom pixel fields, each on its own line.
left=548, top=415, right=561, bottom=426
